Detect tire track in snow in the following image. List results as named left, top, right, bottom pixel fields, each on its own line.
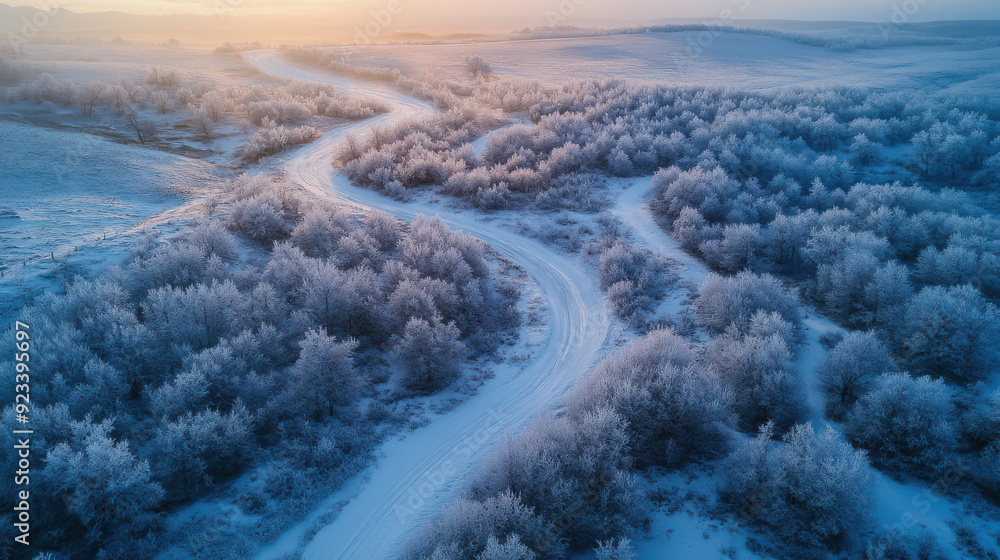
left=243, top=51, right=611, bottom=560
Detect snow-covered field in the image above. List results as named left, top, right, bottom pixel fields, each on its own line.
left=0, top=118, right=221, bottom=321
left=329, top=30, right=1000, bottom=95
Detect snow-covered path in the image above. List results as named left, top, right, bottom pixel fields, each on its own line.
left=612, top=176, right=844, bottom=423
left=244, top=51, right=611, bottom=560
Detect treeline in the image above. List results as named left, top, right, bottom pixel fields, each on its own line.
left=653, top=169, right=1000, bottom=381
left=508, top=24, right=969, bottom=50
left=6, top=67, right=389, bottom=154
left=638, top=89, right=1000, bottom=500
left=331, top=79, right=1000, bottom=211
left=0, top=174, right=519, bottom=558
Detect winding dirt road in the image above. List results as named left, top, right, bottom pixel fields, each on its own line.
left=243, top=51, right=611, bottom=560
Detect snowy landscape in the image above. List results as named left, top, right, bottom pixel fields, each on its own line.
left=2, top=2, right=1000, bottom=560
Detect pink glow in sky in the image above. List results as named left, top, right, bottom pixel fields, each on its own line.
left=4, top=0, right=1000, bottom=23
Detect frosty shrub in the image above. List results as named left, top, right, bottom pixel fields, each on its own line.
left=394, top=317, right=466, bottom=391
left=705, top=330, right=805, bottom=430
left=594, top=539, right=637, bottom=560
left=43, top=420, right=165, bottom=541
left=898, top=285, right=999, bottom=380
left=723, top=422, right=875, bottom=549
left=699, top=223, right=763, bottom=272
left=476, top=534, right=535, bottom=560
left=402, top=490, right=563, bottom=560
left=284, top=329, right=359, bottom=418
left=235, top=124, right=322, bottom=162
left=142, top=280, right=250, bottom=352
left=818, top=331, right=896, bottom=420
left=695, top=271, right=800, bottom=334
left=289, top=206, right=353, bottom=258
left=598, top=242, right=674, bottom=324
left=184, top=220, right=239, bottom=262
left=152, top=405, right=255, bottom=498
left=846, top=373, right=958, bottom=475
left=960, top=390, right=1000, bottom=492
left=228, top=192, right=294, bottom=243
left=565, top=330, right=735, bottom=465
left=409, top=408, right=647, bottom=558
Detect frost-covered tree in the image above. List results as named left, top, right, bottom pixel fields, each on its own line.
left=846, top=373, right=957, bottom=474
left=723, top=422, right=874, bottom=548
left=763, top=210, right=818, bottom=272
left=289, top=207, right=351, bottom=258
left=862, top=261, right=914, bottom=332
left=565, top=330, right=734, bottom=465
left=705, top=331, right=804, bottom=430
left=595, top=539, right=636, bottom=560
left=67, top=360, right=128, bottom=420
left=153, top=404, right=255, bottom=497
left=44, top=420, right=164, bottom=541
left=849, top=134, right=881, bottom=167
left=476, top=535, right=535, bottom=560
left=818, top=331, right=895, bottom=419
left=817, top=249, right=880, bottom=323
left=699, top=223, right=762, bottom=272
left=672, top=206, right=711, bottom=252
left=747, top=309, right=797, bottom=347
left=228, top=192, right=292, bottom=242
left=915, top=245, right=980, bottom=287
left=337, top=229, right=383, bottom=270
left=395, top=318, right=466, bottom=391
left=150, top=90, right=171, bottom=113
left=653, top=165, right=741, bottom=222
left=803, top=226, right=890, bottom=271
left=362, top=209, right=402, bottom=252
left=184, top=220, right=238, bottom=261
left=696, top=271, right=800, bottom=334
left=402, top=490, right=563, bottom=560
left=285, top=329, right=359, bottom=417
left=149, top=369, right=209, bottom=420
left=77, top=81, right=106, bottom=116
left=123, top=108, right=157, bottom=144
left=899, top=285, right=999, bottom=379
left=142, top=280, right=248, bottom=352
left=465, top=55, right=494, bottom=77
left=187, top=104, right=214, bottom=135
left=466, top=408, right=647, bottom=549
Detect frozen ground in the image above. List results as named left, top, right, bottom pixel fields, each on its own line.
left=16, top=44, right=260, bottom=88
left=328, top=30, right=1000, bottom=95
left=0, top=118, right=222, bottom=322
